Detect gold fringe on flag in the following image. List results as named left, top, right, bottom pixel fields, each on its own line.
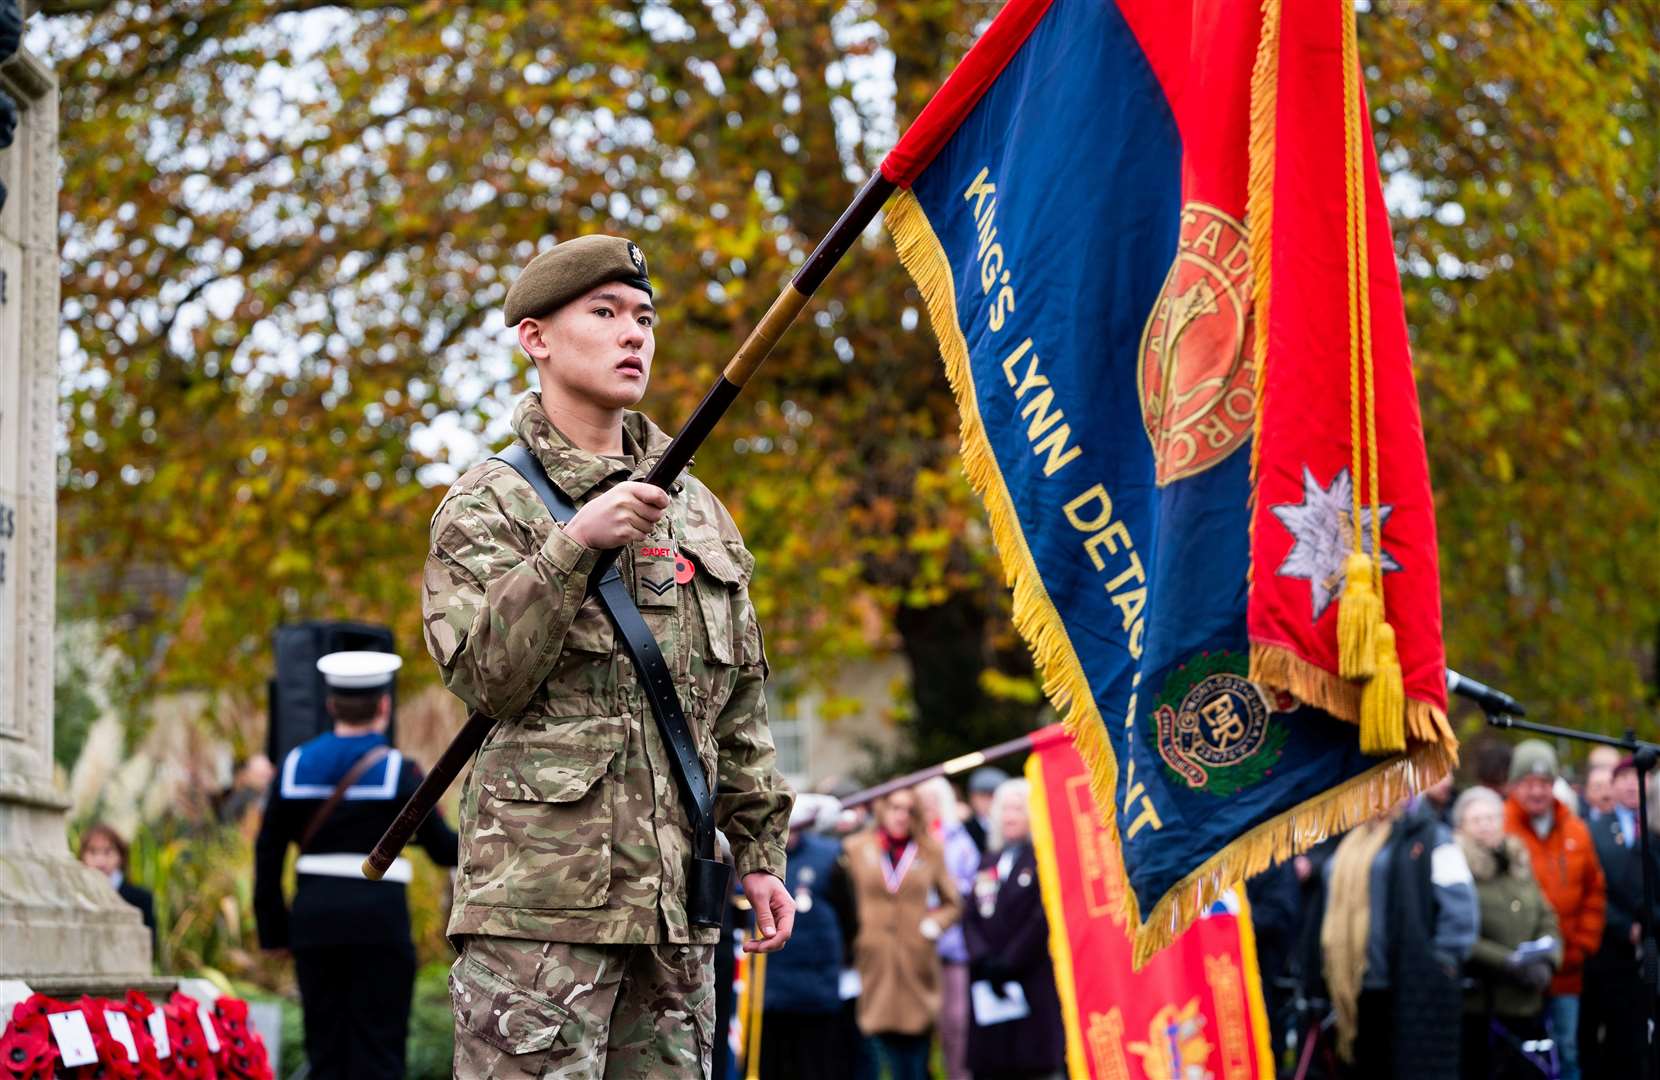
left=1244, top=0, right=1279, bottom=503
left=886, top=190, right=1137, bottom=938
left=1250, top=643, right=1453, bottom=747
left=1130, top=738, right=1455, bottom=966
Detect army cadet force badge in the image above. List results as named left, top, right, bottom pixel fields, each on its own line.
left=1153, top=651, right=1286, bottom=798
left=1138, top=202, right=1255, bottom=487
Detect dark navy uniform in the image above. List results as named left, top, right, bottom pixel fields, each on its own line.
left=254, top=728, right=458, bottom=1079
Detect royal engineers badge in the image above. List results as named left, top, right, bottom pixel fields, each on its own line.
left=1153, top=651, right=1286, bottom=797
left=1138, top=202, right=1255, bottom=486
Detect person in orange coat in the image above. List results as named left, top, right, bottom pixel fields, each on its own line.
left=1503, top=738, right=1606, bottom=1080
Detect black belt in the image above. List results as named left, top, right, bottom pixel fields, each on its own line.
left=494, top=444, right=729, bottom=927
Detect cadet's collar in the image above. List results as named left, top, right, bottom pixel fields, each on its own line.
left=621, top=409, right=683, bottom=483
left=510, top=392, right=683, bottom=501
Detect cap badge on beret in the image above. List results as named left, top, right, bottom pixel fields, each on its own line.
left=503, top=234, right=654, bottom=326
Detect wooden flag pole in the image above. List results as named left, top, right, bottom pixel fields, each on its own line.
left=833, top=730, right=1051, bottom=812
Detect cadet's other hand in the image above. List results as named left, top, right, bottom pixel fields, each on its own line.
left=741, top=871, right=795, bottom=954
left=565, top=481, right=671, bottom=549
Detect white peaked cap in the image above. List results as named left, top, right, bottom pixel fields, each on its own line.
left=316, top=650, right=403, bottom=691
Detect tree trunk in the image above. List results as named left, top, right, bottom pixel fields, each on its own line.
left=890, top=593, right=1044, bottom=776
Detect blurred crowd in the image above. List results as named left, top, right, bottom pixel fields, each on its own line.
left=722, top=768, right=1065, bottom=1080
left=724, top=735, right=1659, bottom=1080
left=79, top=735, right=1656, bottom=1080
left=1254, top=737, right=1658, bottom=1080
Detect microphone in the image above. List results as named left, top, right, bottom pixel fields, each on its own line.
left=1447, top=669, right=1526, bottom=717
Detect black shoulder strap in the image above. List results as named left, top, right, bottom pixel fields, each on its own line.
left=300, top=744, right=392, bottom=853
left=493, top=444, right=717, bottom=859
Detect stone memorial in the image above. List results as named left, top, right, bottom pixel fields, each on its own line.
left=0, top=36, right=154, bottom=990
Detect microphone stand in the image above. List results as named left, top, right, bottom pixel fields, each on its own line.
left=1485, top=710, right=1659, bottom=1080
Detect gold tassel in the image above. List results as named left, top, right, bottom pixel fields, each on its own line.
left=1337, top=551, right=1380, bottom=679
left=1359, top=623, right=1405, bottom=755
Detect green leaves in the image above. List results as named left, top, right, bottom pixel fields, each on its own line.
left=50, top=0, right=1651, bottom=758
left=48, top=1, right=1013, bottom=734
left=1367, top=1, right=1660, bottom=736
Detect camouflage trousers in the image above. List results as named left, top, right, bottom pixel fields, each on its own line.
left=450, top=934, right=715, bottom=1079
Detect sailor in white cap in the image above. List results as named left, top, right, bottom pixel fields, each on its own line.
left=253, top=650, right=458, bottom=1080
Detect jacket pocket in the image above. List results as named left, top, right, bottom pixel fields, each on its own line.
left=683, top=538, right=751, bottom=666
left=451, top=950, right=572, bottom=1060
left=468, top=744, right=617, bottom=910
left=544, top=596, right=616, bottom=716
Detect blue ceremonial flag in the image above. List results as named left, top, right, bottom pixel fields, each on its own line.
left=881, top=0, right=1454, bottom=961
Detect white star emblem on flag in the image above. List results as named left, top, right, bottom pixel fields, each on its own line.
left=1270, top=465, right=1400, bottom=621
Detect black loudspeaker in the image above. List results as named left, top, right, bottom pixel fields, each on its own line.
left=266, top=621, right=398, bottom=766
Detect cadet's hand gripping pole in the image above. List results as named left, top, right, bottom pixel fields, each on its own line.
left=365, top=173, right=896, bottom=880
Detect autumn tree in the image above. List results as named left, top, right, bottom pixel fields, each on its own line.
left=1364, top=1, right=1660, bottom=737
left=41, top=0, right=1038, bottom=769
left=40, top=0, right=1660, bottom=775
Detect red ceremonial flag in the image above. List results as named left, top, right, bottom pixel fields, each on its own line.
left=1028, top=726, right=1274, bottom=1079
left=1246, top=0, right=1452, bottom=756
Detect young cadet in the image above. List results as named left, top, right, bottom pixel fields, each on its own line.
left=254, top=650, right=459, bottom=1080
left=422, top=234, right=795, bottom=1078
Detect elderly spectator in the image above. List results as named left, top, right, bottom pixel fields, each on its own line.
left=1503, top=738, right=1606, bottom=1080
left=1318, top=798, right=1477, bottom=1080
left=1583, top=765, right=1615, bottom=822
left=844, top=786, right=963, bottom=1080
left=1580, top=757, right=1657, bottom=1078
left=963, top=778, right=1064, bottom=1080
left=1453, top=786, right=1561, bottom=1079
left=918, top=776, right=981, bottom=1080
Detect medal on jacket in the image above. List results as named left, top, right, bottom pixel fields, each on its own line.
left=882, top=842, right=917, bottom=893
left=974, top=868, right=998, bottom=918
left=795, top=866, right=816, bottom=913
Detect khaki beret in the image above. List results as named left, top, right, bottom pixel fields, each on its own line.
left=503, top=234, right=652, bottom=326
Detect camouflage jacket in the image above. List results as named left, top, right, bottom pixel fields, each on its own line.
left=423, top=392, right=792, bottom=945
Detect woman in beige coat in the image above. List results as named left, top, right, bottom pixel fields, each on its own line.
left=844, top=785, right=963, bottom=1080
